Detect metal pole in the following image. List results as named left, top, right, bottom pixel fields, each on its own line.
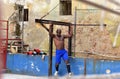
left=48, top=27, right=53, bottom=76
left=73, top=7, right=77, bottom=57
left=5, top=21, right=9, bottom=68
left=21, top=4, right=24, bottom=53
left=68, top=26, right=72, bottom=56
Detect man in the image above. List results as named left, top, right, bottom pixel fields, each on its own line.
left=49, top=24, right=73, bottom=77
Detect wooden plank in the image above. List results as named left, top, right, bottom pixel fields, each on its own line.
left=35, top=19, right=106, bottom=26
left=35, top=19, right=71, bottom=26
left=39, top=23, right=49, bottom=32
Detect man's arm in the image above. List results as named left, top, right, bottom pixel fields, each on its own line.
left=64, top=26, right=73, bottom=38
left=49, top=24, right=55, bottom=38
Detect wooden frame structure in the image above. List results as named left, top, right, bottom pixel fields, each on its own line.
left=35, top=19, right=107, bottom=76
left=35, top=19, right=72, bottom=76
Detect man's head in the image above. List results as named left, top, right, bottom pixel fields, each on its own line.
left=56, top=29, right=61, bottom=37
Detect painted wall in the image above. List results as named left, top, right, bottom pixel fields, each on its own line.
left=7, top=53, right=120, bottom=76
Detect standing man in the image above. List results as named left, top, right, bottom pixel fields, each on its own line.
left=49, top=24, right=73, bottom=77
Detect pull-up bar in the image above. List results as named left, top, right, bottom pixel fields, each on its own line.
left=35, top=19, right=106, bottom=26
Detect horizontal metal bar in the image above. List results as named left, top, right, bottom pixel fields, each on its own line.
left=76, top=9, right=100, bottom=10
left=0, top=28, right=8, bottom=30
left=72, top=24, right=107, bottom=26
left=0, top=38, right=22, bottom=40
left=0, top=20, right=8, bottom=22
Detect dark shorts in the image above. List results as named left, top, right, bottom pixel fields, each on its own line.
left=55, top=49, right=69, bottom=64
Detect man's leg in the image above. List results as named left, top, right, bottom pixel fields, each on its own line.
left=55, top=63, right=59, bottom=72
left=54, top=63, right=59, bottom=76
left=54, top=51, right=61, bottom=76
left=63, top=50, right=72, bottom=75
left=65, top=60, right=71, bottom=74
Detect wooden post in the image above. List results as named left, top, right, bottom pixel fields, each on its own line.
left=68, top=26, right=72, bottom=56
left=84, top=58, right=87, bottom=75
left=48, top=26, right=53, bottom=76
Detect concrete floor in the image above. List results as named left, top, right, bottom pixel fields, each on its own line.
left=2, top=73, right=120, bottom=79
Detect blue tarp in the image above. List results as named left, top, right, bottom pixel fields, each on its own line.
left=6, top=53, right=120, bottom=76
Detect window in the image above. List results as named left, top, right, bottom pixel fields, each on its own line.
left=60, top=0, right=72, bottom=15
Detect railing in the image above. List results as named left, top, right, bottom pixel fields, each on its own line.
left=0, top=20, right=8, bottom=69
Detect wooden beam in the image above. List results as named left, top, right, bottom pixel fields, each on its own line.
left=35, top=19, right=71, bottom=26
left=35, top=19, right=106, bottom=26
left=39, top=23, right=49, bottom=32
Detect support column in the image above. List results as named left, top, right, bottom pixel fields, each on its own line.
left=48, top=26, right=53, bottom=76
